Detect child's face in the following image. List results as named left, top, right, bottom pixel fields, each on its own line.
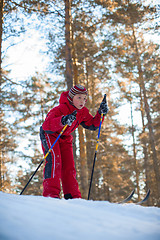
left=73, top=94, right=87, bottom=109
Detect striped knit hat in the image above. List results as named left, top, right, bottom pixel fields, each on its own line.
left=67, top=84, right=88, bottom=103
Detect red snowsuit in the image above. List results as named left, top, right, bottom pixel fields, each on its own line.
left=40, top=91, right=104, bottom=199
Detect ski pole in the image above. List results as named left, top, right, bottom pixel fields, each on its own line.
left=20, top=124, right=68, bottom=195
left=88, top=94, right=106, bottom=200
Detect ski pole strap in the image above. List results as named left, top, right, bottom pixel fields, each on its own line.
left=95, top=113, right=103, bottom=152
left=43, top=124, right=68, bottom=160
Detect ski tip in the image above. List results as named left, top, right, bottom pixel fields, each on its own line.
left=136, top=189, right=151, bottom=205
left=145, top=189, right=151, bottom=198
left=118, top=189, right=135, bottom=204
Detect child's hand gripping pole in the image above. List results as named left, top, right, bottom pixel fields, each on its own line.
left=20, top=111, right=77, bottom=195
left=88, top=94, right=106, bottom=200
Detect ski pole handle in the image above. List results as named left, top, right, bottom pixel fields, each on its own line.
left=96, top=94, right=106, bottom=149
left=102, top=94, right=106, bottom=103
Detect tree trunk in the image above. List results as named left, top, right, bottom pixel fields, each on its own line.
left=130, top=101, right=140, bottom=201
left=64, top=0, right=78, bottom=167
left=139, top=86, right=151, bottom=205
left=132, top=26, right=160, bottom=206
left=72, top=31, right=88, bottom=198
left=72, top=30, right=78, bottom=86
left=65, top=0, right=73, bottom=90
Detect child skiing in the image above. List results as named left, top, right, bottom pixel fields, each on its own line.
left=40, top=84, right=108, bottom=199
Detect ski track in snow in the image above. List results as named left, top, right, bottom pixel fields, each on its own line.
left=0, top=191, right=160, bottom=240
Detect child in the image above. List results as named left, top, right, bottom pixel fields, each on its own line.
left=40, top=84, right=108, bottom=199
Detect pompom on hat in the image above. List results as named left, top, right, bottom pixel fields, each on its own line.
left=67, top=84, right=88, bottom=104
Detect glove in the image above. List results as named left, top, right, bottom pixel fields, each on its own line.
left=61, top=111, right=77, bottom=126
left=98, top=94, right=109, bottom=116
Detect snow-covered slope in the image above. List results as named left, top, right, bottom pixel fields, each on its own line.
left=0, top=191, right=160, bottom=240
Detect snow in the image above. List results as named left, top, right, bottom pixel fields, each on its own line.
left=0, top=192, right=160, bottom=240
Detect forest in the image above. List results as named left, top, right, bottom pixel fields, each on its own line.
left=0, top=0, right=160, bottom=206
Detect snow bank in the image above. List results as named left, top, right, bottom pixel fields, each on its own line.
left=0, top=191, right=160, bottom=240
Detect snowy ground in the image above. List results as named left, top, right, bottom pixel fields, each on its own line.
left=0, top=191, right=160, bottom=240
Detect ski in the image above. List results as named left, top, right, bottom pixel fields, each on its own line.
left=118, top=189, right=135, bottom=204
left=136, top=189, right=150, bottom=205
left=117, top=189, right=150, bottom=205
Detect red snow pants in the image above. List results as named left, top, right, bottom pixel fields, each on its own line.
left=41, top=132, right=81, bottom=199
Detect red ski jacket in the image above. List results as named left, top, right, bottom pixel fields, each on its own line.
left=42, top=91, right=104, bottom=136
